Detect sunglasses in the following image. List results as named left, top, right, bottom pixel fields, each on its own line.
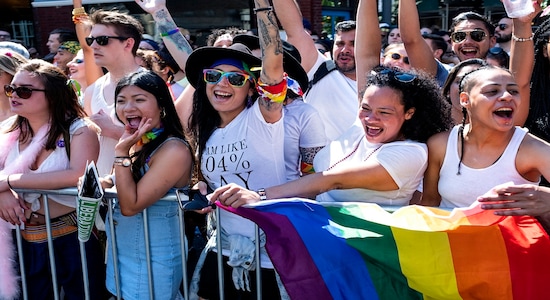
left=4, top=85, right=46, bottom=99
left=85, top=36, right=128, bottom=46
left=388, top=52, right=410, bottom=65
left=498, top=24, right=509, bottom=31
left=203, top=69, right=252, bottom=87
left=377, top=69, right=417, bottom=83
left=450, top=30, right=487, bottom=43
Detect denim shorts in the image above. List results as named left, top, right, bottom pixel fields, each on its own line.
left=106, top=200, right=183, bottom=300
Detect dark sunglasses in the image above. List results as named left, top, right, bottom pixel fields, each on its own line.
left=85, top=36, right=128, bottom=46
left=498, top=24, right=509, bottom=31
left=4, top=85, right=46, bottom=99
left=489, top=47, right=505, bottom=55
left=377, top=69, right=417, bottom=83
left=388, top=52, right=410, bottom=65
left=450, top=30, right=487, bottom=43
left=203, top=69, right=252, bottom=87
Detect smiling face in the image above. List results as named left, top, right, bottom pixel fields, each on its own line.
left=205, top=64, right=253, bottom=127
left=359, top=85, right=414, bottom=144
left=115, top=85, right=162, bottom=132
left=451, top=20, right=495, bottom=61
left=382, top=45, right=411, bottom=71
left=460, top=68, right=519, bottom=130
left=67, top=50, right=85, bottom=83
left=9, top=70, right=49, bottom=119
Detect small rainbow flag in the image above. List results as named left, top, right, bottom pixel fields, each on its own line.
left=220, top=199, right=550, bottom=299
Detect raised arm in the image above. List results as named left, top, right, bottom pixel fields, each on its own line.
left=72, top=0, right=103, bottom=86
left=398, top=0, right=438, bottom=76
left=509, top=2, right=541, bottom=126
left=355, top=0, right=383, bottom=88
left=135, top=0, right=194, bottom=74
left=255, top=0, right=284, bottom=123
left=272, top=0, right=319, bottom=72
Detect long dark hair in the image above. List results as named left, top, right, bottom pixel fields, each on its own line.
left=188, top=69, right=258, bottom=180
left=115, top=70, right=192, bottom=181
left=362, top=66, right=452, bottom=143
left=8, top=59, right=85, bottom=150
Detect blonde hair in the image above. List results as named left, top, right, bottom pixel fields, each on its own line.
left=0, top=50, right=27, bottom=76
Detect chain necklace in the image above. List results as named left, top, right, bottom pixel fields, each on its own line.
left=326, top=139, right=382, bottom=171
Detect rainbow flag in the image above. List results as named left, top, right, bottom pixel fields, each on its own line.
left=220, top=199, right=550, bottom=300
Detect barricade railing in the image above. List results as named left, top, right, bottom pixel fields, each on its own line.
left=10, top=187, right=264, bottom=300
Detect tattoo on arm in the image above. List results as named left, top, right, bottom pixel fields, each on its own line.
left=155, top=9, right=193, bottom=55
left=301, top=146, right=324, bottom=165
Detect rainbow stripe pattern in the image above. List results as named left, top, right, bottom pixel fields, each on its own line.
left=220, top=199, right=550, bottom=299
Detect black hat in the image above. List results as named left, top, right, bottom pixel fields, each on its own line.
left=185, top=43, right=261, bottom=88
left=232, top=34, right=309, bottom=93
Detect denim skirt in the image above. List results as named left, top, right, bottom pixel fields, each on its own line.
left=106, top=200, right=183, bottom=300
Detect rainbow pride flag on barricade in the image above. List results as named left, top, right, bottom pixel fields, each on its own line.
left=219, top=199, right=550, bottom=300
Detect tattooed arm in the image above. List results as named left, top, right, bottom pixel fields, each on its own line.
left=135, top=0, right=194, bottom=74
left=255, top=0, right=284, bottom=124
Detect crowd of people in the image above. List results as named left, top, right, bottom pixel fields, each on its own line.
left=0, top=0, right=550, bottom=299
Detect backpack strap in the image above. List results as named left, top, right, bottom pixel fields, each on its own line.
left=307, top=60, right=337, bottom=92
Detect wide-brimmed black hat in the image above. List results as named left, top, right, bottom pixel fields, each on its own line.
left=185, top=43, right=261, bottom=88
left=233, top=34, right=309, bottom=93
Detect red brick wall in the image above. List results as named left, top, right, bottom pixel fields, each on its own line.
left=297, top=0, right=323, bottom=35
left=33, top=6, right=74, bottom=57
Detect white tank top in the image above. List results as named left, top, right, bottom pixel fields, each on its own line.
left=438, top=126, right=538, bottom=208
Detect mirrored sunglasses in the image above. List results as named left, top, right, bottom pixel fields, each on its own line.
left=203, top=69, right=251, bottom=87
left=389, top=52, right=410, bottom=65
left=450, top=30, right=487, bottom=43
left=377, top=69, right=417, bottom=83
left=4, top=85, right=46, bottom=99
left=489, top=47, right=505, bottom=55
left=85, top=36, right=128, bottom=46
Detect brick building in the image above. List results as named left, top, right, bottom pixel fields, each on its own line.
left=2, top=0, right=504, bottom=58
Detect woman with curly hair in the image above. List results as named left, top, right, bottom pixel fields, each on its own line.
left=211, top=65, right=452, bottom=206
left=210, top=0, right=451, bottom=207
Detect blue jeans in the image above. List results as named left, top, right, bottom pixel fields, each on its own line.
left=106, top=200, right=183, bottom=300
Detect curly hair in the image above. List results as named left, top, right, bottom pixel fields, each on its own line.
left=7, top=59, right=85, bottom=150
left=114, top=70, right=193, bottom=182
left=362, top=66, right=452, bottom=143
left=525, top=18, right=550, bottom=142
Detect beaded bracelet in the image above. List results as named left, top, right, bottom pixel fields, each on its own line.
left=512, top=33, right=534, bottom=42
left=160, top=28, right=180, bottom=37
left=72, top=7, right=86, bottom=16
left=253, top=6, right=273, bottom=14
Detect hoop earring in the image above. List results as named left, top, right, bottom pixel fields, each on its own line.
left=160, top=107, right=166, bottom=118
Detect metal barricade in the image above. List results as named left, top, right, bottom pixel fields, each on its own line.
left=10, top=187, right=264, bottom=300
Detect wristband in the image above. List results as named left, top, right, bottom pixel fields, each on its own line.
left=253, top=6, right=273, bottom=13
left=160, top=28, right=180, bottom=37
left=512, top=33, right=534, bottom=42
left=257, top=188, right=267, bottom=201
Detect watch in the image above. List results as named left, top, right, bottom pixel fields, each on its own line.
left=114, top=156, right=132, bottom=167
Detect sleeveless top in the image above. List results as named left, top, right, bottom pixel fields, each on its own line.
left=438, top=126, right=538, bottom=208
left=90, top=74, right=124, bottom=176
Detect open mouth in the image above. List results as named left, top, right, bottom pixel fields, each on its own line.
left=213, top=90, right=232, bottom=99
left=493, top=107, right=513, bottom=119
left=127, top=116, right=142, bottom=129
left=366, top=125, right=383, bottom=137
